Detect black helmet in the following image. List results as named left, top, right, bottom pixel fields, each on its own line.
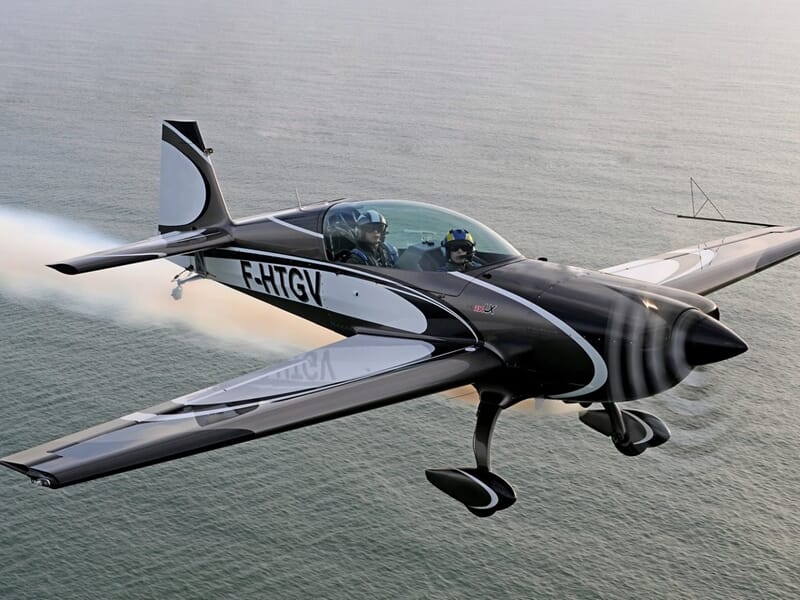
left=357, top=210, right=387, bottom=233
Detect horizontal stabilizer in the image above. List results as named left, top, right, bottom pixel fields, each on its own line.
left=48, top=228, right=233, bottom=275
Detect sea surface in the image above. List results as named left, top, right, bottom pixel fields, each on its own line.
left=1, top=1, right=799, bottom=598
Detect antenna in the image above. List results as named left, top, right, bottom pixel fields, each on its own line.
left=689, top=177, right=726, bottom=219
left=651, top=178, right=778, bottom=227
left=295, top=187, right=303, bottom=210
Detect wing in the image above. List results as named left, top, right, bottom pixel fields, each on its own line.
left=1, top=335, right=500, bottom=488
left=602, top=225, right=800, bottom=295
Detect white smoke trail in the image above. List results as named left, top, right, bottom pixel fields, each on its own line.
left=440, top=385, right=580, bottom=416
left=0, top=206, right=340, bottom=354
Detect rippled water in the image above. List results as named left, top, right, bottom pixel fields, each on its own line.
left=2, top=1, right=799, bottom=598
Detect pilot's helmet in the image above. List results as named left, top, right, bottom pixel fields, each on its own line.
left=443, top=228, right=475, bottom=257
left=357, top=210, right=388, bottom=234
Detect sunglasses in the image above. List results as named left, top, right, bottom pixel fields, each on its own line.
left=449, top=243, right=472, bottom=253
left=362, top=224, right=386, bottom=233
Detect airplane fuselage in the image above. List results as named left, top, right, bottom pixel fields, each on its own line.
left=188, top=206, right=744, bottom=405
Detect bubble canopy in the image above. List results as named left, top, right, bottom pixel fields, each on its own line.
left=323, top=200, right=521, bottom=270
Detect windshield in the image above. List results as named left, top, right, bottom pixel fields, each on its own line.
left=323, top=200, right=520, bottom=271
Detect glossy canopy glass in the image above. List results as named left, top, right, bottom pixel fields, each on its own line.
left=323, top=200, right=521, bottom=270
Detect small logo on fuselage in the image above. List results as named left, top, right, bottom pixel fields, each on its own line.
left=240, top=260, right=322, bottom=307
left=473, top=303, right=496, bottom=314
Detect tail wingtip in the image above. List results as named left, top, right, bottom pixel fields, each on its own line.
left=163, top=120, right=206, bottom=151
left=47, top=263, right=79, bottom=275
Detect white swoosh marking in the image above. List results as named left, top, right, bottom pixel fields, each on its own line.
left=452, top=272, right=608, bottom=399
left=457, top=470, right=499, bottom=510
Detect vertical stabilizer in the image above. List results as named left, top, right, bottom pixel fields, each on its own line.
left=159, top=120, right=232, bottom=233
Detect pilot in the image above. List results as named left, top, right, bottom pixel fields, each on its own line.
left=440, top=228, right=479, bottom=272
left=344, top=210, right=398, bottom=267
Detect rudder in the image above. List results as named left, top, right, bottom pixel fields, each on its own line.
left=159, top=120, right=232, bottom=233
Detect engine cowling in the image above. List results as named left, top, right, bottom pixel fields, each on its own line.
left=534, top=277, right=747, bottom=401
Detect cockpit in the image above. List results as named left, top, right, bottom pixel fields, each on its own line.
left=323, top=200, right=521, bottom=271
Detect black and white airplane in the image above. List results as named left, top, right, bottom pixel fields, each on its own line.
left=3, top=121, right=799, bottom=516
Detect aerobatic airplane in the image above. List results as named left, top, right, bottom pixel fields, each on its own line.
left=3, top=121, right=799, bottom=516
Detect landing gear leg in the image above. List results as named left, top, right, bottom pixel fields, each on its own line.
left=473, top=391, right=504, bottom=472
left=426, top=389, right=518, bottom=517
left=602, top=402, right=642, bottom=456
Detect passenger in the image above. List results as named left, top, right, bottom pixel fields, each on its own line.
left=440, top=228, right=479, bottom=272
left=344, top=210, right=398, bottom=267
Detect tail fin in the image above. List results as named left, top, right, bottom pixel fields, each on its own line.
left=49, top=121, right=234, bottom=275
left=159, top=120, right=232, bottom=233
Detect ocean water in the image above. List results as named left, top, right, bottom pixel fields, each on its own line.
left=1, top=1, right=799, bottom=598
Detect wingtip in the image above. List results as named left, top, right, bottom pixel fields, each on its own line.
left=0, top=460, right=59, bottom=488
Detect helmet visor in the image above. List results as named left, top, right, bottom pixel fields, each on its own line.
left=448, top=241, right=473, bottom=253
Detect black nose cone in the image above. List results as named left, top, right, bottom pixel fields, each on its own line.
left=681, top=311, right=748, bottom=366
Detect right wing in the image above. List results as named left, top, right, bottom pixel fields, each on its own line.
left=1, top=335, right=500, bottom=488
left=602, top=225, right=800, bottom=295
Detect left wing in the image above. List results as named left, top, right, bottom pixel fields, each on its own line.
left=602, top=225, right=800, bottom=295
left=1, top=335, right=500, bottom=488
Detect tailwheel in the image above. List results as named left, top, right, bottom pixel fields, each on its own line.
left=579, top=403, right=671, bottom=456
left=426, top=387, right=519, bottom=517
